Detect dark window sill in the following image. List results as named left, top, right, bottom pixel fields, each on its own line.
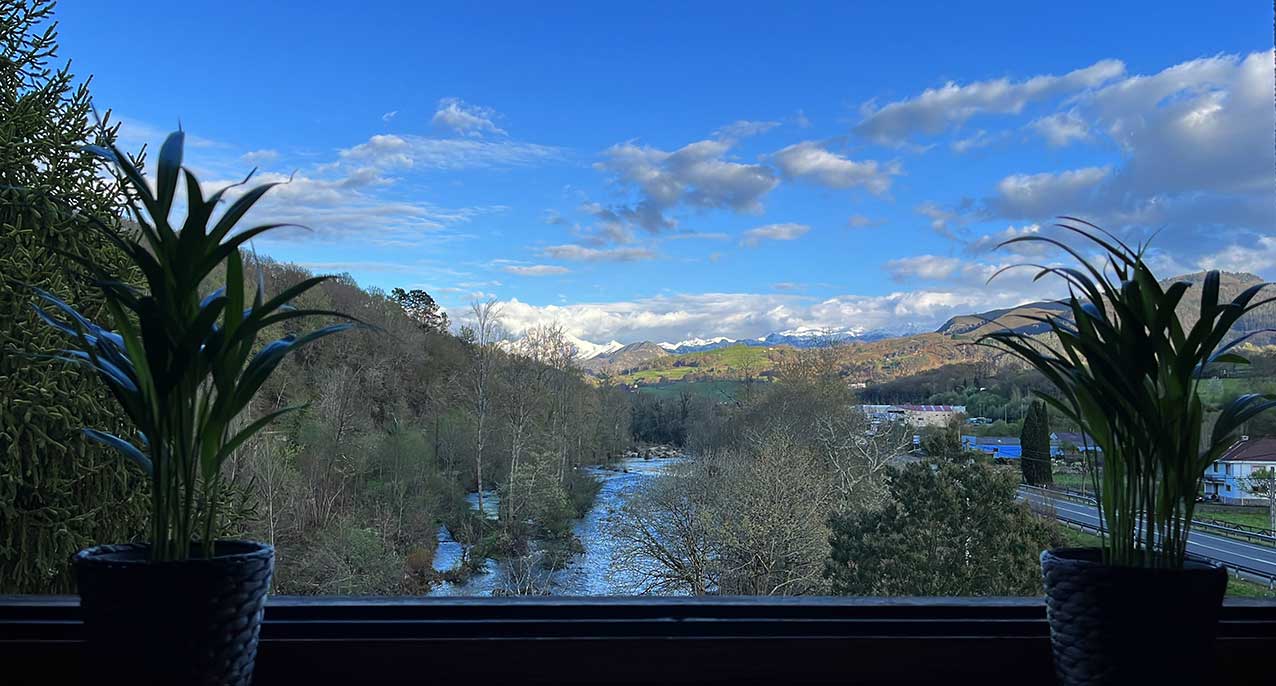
left=4, top=596, right=1275, bottom=684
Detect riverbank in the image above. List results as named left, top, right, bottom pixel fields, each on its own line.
left=429, top=453, right=685, bottom=596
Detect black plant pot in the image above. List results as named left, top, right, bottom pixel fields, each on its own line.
left=1041, top=547, right=1227, bottom=686
left=74, top=539, right=275, bottom=685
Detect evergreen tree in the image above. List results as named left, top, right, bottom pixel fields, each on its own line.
left=825, top=460, right=1059, bottom=596
left=0, top=0, right=149, bottom=592
left=1019, top=401, right=1053, bottom=485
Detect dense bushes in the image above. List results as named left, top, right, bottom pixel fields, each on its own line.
left=826, top=460, right=1060, bottom=596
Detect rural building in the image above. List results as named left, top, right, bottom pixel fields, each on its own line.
left=962, top=435, right=1065, bottom=460
left=899, top=404, right=966, bottom=427
left=1205, top=436, right=1276, bottom=505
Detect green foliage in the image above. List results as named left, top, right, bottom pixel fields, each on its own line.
left=980, top=219, right=1276, bottom=568
left=825, top=461, right=1059, bottom=596
left=0, top=0, right=149, bottom=592
left=1019, top=401, right=1052, bottom=485
left=277, top=516, right=404, bottom=595
left=27, top=131, right=354, bottom=561
left=389, top=287, right=449, bottom=333
left=920, top=421, right=969, bottom=462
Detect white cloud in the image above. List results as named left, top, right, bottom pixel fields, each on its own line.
left=595, top=138, right=778, bottom=232
left=966, top=224, right=1046, bottom=256
left=917, top=201, right=959, bottom=237
left=204, top=168, right=498, bottom=245
left=541, top=244, right=656, bottom=262
left=502, top=264, right=571, bottom=276
left=854, top=59, right=1125, bottom=144
left=992, top=166, right=1110, bottom=218
left=431, top=97, right=507, bottom=137
left=715, top=119, right=781, bottom=139
left=771, top=141, right=900, bottom=193
left=1085, top=51, right=1273, bottom=197
left=885, top=255, right=961, bottom=281
left=665, top=231, right=730, bottom=241
left=337, top=133, right=561, bottom=170
left=382, top=110, right=398, bottom=123
left=950, top=130, right=992, bottom=153
left=473, top=283, right=1056, bottom=344
left=848, top=214, right=879, bottom=229
left=1197, top=236, right=1276, bottom=275
left=978, top=51, right=1276, bottom=264
left=1030, top=111, right=1090, bottom=147
left=740, top=222, right=810, bottom=247
left=241, top=149, right=280, bottom=165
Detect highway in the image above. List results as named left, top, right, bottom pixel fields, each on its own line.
left=1020, top=486, right=1276, bottom=583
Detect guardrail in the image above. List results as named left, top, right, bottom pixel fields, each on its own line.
left=1022, top=484, right=1276, bottom=546
left=1021, top=484, right=1276, bottom=586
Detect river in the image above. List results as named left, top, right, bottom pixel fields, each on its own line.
left=429, top=454, right=682, bottom=596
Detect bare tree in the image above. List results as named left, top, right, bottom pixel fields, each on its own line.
left=467, top=298, right=505, bottom=518
left=812, top=409, right=912, bottom=512
left=610, top=462, right=719, bottom=595
left=1247, top=466, right=1276, bottom=534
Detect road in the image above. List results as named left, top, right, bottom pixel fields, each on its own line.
left=1020, top=487, right=1276, bottom=583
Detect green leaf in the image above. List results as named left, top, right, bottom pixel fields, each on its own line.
left=83, top=429, right=153, bottom=476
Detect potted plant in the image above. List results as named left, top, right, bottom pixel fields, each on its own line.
left=28, top=131, right=354, bottom=684
left=980, top=218, right=1276, bottom=685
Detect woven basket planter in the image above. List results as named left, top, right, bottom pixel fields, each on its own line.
left=1041, top=547, right=1226, bottom=686
left=74, top=540, right=274, bottom=685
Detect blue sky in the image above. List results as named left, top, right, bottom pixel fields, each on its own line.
left=56, top=1, right=1275, bottom=345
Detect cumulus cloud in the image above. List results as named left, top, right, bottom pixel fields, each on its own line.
left=917, top=201, right=959, bottom=237
left=431, top=97, right=507, bottom=137
left=338, top=133, right=560, bottom=170
left=1030, top=111, right=1090, bottom=147
left=472, top=283, right=1056, bottom=344
left=991, top=166, right=1110, bottom=218
left=1197, top=236, right=1276, bottom=275
left=541, top=244, right=656, bottom=262
left=772, top=141, right=900, bottom=193
left=595, top=138, right=778, bottom=232
left=740, top=222, right=810, bottom=247
left=885, top=255, right=961, bottom=281
left=966, top=224, right=1046, bottom=256
left=978, top=51, right=1275, bottom=263
left=501, top=263, right=571, bottom=276
left=203, top=168, right=497, bottom=246
left=241, top=149, right=279, bottom=165
left=854, top=59, right=1125, bottom=145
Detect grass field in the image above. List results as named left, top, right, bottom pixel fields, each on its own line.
left=637, top=379, right=749, bottom=401
left=623, top=367, right=697, bottom=383
left=1196, top=377, right=1276, bottom=409
left=1196, top=504, right=1272, bottom=530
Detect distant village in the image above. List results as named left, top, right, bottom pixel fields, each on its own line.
left=862, top=403, right=1275, bottom=507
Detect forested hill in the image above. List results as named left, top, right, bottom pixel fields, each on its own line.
left=220, top=256, right=632, bottom=594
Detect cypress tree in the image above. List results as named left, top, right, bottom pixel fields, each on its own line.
left=1, top=0, right=149, bottom=592
left=1019, top=401, right=1053, bottom=485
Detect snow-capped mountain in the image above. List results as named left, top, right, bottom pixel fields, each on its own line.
left=657, top=336, right=737, bottom=353
left=564, top=333, right=624, bottom=360
left=566, top=324, right=922, bottom=360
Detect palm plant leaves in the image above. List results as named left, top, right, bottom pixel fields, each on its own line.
left=979, top=219, right=1275, bottom=568
left=28, top=131, right=358, bottom=561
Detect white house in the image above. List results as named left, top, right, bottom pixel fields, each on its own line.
left=1205, top=436, right=1276, bottom=505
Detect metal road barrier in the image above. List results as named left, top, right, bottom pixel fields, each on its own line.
left=1020, top=484, right=1276, bottom=586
